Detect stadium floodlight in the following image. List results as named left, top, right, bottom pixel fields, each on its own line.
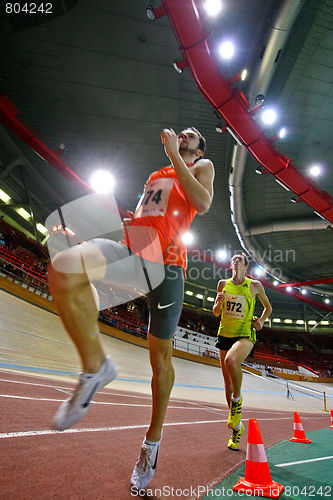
left=65, top=227, right=75, bottom=236
left=185, top=290, right=193, bottom=296
left=309, top=164, right=321, bottom=177
left=301, top=289, right=307, bottom=295
left=255, top=166, right=266, bottom=175
left=216, top=248, right=227, bottom=261
left=241, top=69, right=248, bottom=81
left=0, top=188, right=11, bottom=203
left=196, top=293, right=204, bottom=299
left=273, top=280, right=279, bottom=286
left=279, top=128, right=286, bottom=138
left=182, top=232, right=194, bottom=245
left=146, top=4, right=166, bottom=21
left=203, top=0, right=222, bottom=16
left=321, top=321, right=329, bottom=325
left=308, top=320, right=316, bottom=325
left=272, top=318, right=281, bottom=323
left=253, top=266, right=264, bottom=277
left=207, top=297, right=215, bottom=302
left=261, top=108, right=277, bottom=125
left=36, top=223, right=48, bottom=234
left=296, top=320, right=304, bottom=325
left=90, top=170, right=115, bottom=194
left=219, top=41, right=235, bottom=60
left=324, top=298, right=330, bottom=304
left=284, top=319, right=292, bottom=323
left=286, top=286, right=293, bottom=293
left=17, top=207, right=31, bottom=220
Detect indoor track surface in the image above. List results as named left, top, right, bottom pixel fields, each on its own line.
left=0, top=288, right=332, bottom=499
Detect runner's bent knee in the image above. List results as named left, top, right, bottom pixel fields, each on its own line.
left=49, top=242, right=107, bottom=281
left=225, top=354, right=238, bottom=370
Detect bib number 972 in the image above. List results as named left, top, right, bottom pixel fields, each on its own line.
left=226, top=300, right=242, bottom=313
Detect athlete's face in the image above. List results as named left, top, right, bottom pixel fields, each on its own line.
left=178, top=129, right=201, bottom=157
left=231, top=254, right=247, bottom=271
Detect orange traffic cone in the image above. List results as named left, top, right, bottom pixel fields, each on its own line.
left=233, top=419, right=284, bottom=498
left=330, top=410, right=333, bottom=429
left=289, top=412, right=311, bottom=443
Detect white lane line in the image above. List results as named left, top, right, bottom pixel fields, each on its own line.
left=0, top=377, right=151, bottom=399
left=0, top=378, right=75, bottom=390
left=1, top=394, right=294, bottom=423
left=0, top=416, right=296, bottom=440
left=276, top=456, right=333, bottom=467
left=0, top=394, right=219, bottom=410
left=0, top=378, right=207, bottom=402
left=0, top=379, right=297, bottom=413
left=0, top=419, right=229, bottom=439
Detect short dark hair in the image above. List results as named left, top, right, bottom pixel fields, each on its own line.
left=232, top=252, right=249, bottom=267
left=188, top=126, right=206, bottom=157
left=241, top=253, right=249, bottom=267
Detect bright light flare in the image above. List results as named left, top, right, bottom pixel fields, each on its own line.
left=286, top=286, right=293, bottom=293
left=273, top=280, right=279, bottom=286
left=203, top=0, right=222, bottom=16
left=254, top=266, right=264, bottom=277
left=0, top=189, right=11, bottom=203
left=36, top=223, right=48, bottom=234
left=90, top=170, right=115, bottom=194
left=261, top=108, right=277, bottom=125
left=216, top=248, right=227, bottom=261
left=241, top=69, right=248, bottom=81
left=17, top=208, right=31, bottom=220
left=219, top=41, right=235, bottom=60
left=279, top=127, right=286, bottom=138
left=182, top=232, right=194, bottom=245
left=309, top=164, right=321, bottom=177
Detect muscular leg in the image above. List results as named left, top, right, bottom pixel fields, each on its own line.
left=224, top=338, right=253, bottom=399
left=219, top=350, right=233, bottom=408
left=48, top=243, right=108, bottom=373
left=146, top=333, right=174, bottom=442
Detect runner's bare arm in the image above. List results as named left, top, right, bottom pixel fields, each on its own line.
left=252, top=281, right=272, bottom=330
left=161, top=129, right=214, bottom=214
left=213, top=279, right=226, bottom=317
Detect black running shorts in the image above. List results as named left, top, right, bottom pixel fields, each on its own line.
left=90, top=238, right=184, bottom=340
left=215, top=331, right=256, bottom=351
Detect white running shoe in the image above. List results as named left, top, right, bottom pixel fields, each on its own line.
left=130, top=433, right=162, bottom=490
left=53, top=356, right=117, bottom=431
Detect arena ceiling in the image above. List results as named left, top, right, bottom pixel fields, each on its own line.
left=0, top=0, right=332, bottom=322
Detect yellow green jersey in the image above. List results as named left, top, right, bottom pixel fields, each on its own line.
left=218, top=277, right=256, bottom=338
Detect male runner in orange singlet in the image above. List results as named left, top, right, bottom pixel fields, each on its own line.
left=48, top=127, right=215, bottom=490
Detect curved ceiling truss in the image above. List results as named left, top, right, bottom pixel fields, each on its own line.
left=0, top=1, right=331, bottom=311
left=157, top=0, right=333, bottom=222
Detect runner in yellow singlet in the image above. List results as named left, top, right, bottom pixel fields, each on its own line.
left=213, top=253, right=272, bottom=450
